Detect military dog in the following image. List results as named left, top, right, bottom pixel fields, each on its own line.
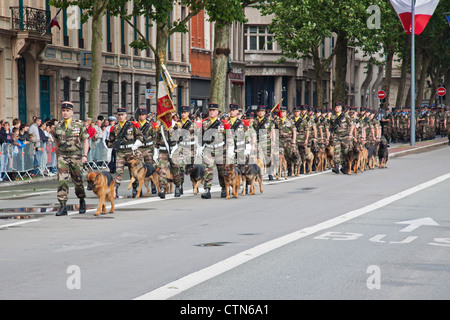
left=325, top=141, right=335, bottom=169
left=311, top=140, right=327, bottom=172
left=223, top=164, right=241, bottom=199
left=185, top=164, right=205, bottom=195
left=241, top=163, right=263, bottom=196
left=276, top=151, right=288, bottom=180
left=346, top=141, right=363, bottom=175
left=124, top=154, right=160, bottom=198
left=378, top=138, right=389, bottom=168
left=86, top=170, right=115, bottom=216
left=365, top=143, right=378, bottom=170
left=359, top=144, right=368, bottom=173
left=298, top=145, right=314, bottom=175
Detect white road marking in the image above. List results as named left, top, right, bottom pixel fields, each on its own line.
left=0, top=219, right=42, bottom=229
left=134, top=172, right=450, bottom=300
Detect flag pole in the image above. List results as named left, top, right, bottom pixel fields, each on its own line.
left=410, top=0, right=416, bottom=146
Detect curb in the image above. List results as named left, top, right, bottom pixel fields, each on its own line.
left=1, top=139, right=448, bottom=188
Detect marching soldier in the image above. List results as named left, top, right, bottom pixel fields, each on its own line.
left=108, top=107, right=144, bottom=197
left=293, top=105, right=311, bottom=149
left=274, top=106, right=298, bottom=176
left=253, top=105, right=275, bottom=180
left=228, top=103, right=246, bottom=171
left=155, top=115, right=183, bottom=199
left=330, top=101, right=354, bottom=174
left=177, top=105, right=197, bottom=194
left=201, top=103, right=232, bottom=199
left=381, top=108, right=393, bottom=143
left=52, top=101, right=89, bottom=216
left=136, top=108, right=157, bottom=195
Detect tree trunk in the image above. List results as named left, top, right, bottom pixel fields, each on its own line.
left=88, top=0, right=108, bottom=119
left=383, top=47, right=395, bottom=110
left=333, top=32, right=348, bottom=105
left=210, top=23, right=231, bottom=112
left=395, top=57, right=408, bottom=108
left=415, top=51, right=430, bottom=110
left=444, top=68, right=450, bottom=106
left=155, top=23, right=170, bottom=99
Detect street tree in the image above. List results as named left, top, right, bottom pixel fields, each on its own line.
left=50, top=0, right=110, bottom=119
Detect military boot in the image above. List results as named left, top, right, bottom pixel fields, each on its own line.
left=79, top=198, right=86, bottom=214
left=151, top=182, right=157, bottom=194
left=132, top=186, right=138, bottom=198
left=332, top=165, right=340, bottom=174
left=201, top=188, right=211, bottom=199
left=268, top=175, right=274, bottom=181
left=56, top=203, right=68, bottom=216
left=158, top=187, right=166, bottom=199
left=221, top=187, right=227, bottom=198
left=174, top=186, right=181, bottom=198
left=115, top=185, right=119, bottom=198
left=180, top=184, right=184, bottom=195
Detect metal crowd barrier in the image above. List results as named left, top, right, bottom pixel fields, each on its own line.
left=0, top=139, right=110, bottom=183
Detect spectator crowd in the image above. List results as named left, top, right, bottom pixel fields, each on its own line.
left=0, top=114, right=126, bottom=182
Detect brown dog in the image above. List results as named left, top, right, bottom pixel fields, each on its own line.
left=86, top=171, right=115, bottom=216
left=325, top=141, right=335, bottom=169
left=359, top=144, right=368, bottom=173
left=276, top=152, right=288, bottom=180
left=311, top=141, right=327, bottom=172
left=347, top=141, right=363, bottom=175
left=298, top=145, right=314, bottom=175
left=124, top=154, right=160, bottom=198
left=241, top=163, right=263, bottom=196
left=185, top=164, right=205, bottom=195
left=223, top=164, right=241, bottom=199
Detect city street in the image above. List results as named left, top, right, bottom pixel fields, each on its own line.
left=0, top=145, right=449, bottom=300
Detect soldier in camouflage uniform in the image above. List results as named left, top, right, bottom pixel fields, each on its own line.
left=135, top=108, right=157, bottom=195
left=445, top=106, right=450, bottom=145
left=253, top=105, right=275, bottom=180
left=107, top=107, right=144, bottom=197
left=330, top=101, right=355, bottom=174
left=381, top=108, right=393, bottom=143
left=274, top=106, right=298, bottom=176
left=227, top=104, right=247, bottom=172
left=177, top=105, right=197, bottom=195
left=293, top=105, right=311, bottom=148
left=52, top=101, right=90, bottom=216
left=201, top=103, right=233, bottom=199
left=155, top=115, right=183, bottom=199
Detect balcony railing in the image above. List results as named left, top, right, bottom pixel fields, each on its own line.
left=10, top=6, right=50, bottom=34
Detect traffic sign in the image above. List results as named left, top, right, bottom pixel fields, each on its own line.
left=377, top=90, right=386, bottom=100
left=437, top=87, right=446, bottom=97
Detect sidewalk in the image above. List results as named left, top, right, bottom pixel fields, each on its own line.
left=389, top=136, right=448, bottom=158
left=0, top=137, right=448, bottom=188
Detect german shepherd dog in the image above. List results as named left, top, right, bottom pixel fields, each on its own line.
left=241, top=163, right=263, bottom=196
left=311, top=140, right=327, bottom=172
left=298, top=144, right=314, bottom=175
left=276, top=151, right=288, bottom=180
left=185, top=164, right=205, bottom=195
left=223, top=164, right=241, bottom=199
left=359, top=144, right=368, bottom=173
left=325, top=141, right=335, bottom=169
left=346, top=141, right=363, bottom=175
left=86, top=170, right=115, bottom=216
left=378, top=138, right=389, bottom=168
left=365, top=143, right=378, bottom=170
left=124, top=154, right=160, bottom=198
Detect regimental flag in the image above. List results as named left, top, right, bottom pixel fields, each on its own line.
left=270, top=98, right=284, bottom=117
left=390, top=0, right=440, bottom=35
left=157, top=73, right=175, bottom=130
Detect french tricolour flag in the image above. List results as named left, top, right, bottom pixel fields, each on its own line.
left=390, top=0, right=440, bottom=35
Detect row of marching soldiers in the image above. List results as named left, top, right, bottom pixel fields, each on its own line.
left=108, top=100, right=386, bottom=200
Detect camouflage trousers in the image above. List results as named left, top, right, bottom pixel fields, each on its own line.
left=135, top=147, right=155, bottom=166
left=158, top=151, right=182, bottom=188
left=333, top=136, right=351, bottom=167
left=57, top=154, right=86, bottom=204
left=203, top=148, right=226, bottom=189
left=114, top=150, right=131, bottom=187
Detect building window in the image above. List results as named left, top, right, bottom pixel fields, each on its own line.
left=63, top=77, right=71, bottom=101
left=121, top=81, right=127, bottom=109
left=244, top=25, right=273, bottom=51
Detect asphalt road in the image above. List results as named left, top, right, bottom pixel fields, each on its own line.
left=0, top=145, right=449, bottom=300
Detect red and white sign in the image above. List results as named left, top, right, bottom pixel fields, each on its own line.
left=437, top=87, right=446, bottom=97
left=389, top=0, right=440, bottom=35
left=377, top=90, right=386, bottom=100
